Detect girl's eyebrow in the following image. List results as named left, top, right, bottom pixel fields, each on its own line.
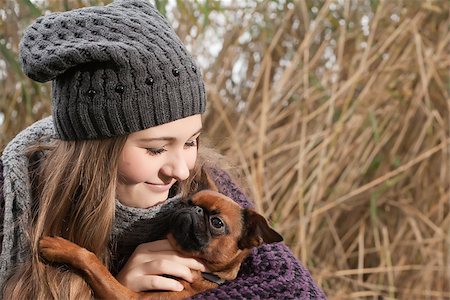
left=137, top=127, right=202, bottom=142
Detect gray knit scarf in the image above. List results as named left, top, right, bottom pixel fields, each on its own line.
left=0, top=117, right=180, bottom=287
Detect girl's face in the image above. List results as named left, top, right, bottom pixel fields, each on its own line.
left=116, top=114, right=202, bottom=208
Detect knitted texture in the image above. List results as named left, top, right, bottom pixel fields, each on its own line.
left=0, top=118, right=327, bottom=299
left=19, top=0, right=206, bottom=140
left=110, top=195, right=182, bottom=274
left=0, top=160, right=3, bottom=247
left=0, top=117, right=55, bottom=288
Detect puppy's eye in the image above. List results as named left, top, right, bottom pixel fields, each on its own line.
left=211, top=217, right=224, bottom=229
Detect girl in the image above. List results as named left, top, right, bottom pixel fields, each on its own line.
left=0, top=0, right=325, bottom=299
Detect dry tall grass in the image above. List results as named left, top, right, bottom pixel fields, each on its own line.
left=1, top=0, right=449, bottom=299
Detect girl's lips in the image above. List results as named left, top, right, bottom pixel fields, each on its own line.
left=144, top=181, right=174, bottom=193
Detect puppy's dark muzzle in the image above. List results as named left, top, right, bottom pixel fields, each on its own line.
left=171, top=205, right=209, bottom=251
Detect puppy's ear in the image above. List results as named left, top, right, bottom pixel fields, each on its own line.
left=198, top=166, right=219, bottom=192
left=238, top=209, right=283, bottom=249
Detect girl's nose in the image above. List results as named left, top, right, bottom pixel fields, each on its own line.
left=161, top=153, right=190, bottom=181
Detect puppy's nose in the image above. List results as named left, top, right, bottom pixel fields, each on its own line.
left=193, top=205, right=204, bottom=216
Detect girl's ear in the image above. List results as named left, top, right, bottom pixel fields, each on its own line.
left=199, top=166, right=219, bottom=192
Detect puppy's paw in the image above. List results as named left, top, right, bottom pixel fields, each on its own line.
left=39, top=236, right=89, bottom=267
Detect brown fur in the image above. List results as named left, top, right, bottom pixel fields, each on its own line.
left=39, top=190, right=283, bottom=299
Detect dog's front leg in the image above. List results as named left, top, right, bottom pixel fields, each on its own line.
left=39, top=236, right=140, bottom=300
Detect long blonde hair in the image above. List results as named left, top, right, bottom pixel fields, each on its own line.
left=2, top=135, right=229, bottom=299
left=3, top=136, right=126, bottom=299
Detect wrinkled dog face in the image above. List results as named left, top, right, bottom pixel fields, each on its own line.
left=168, top=190, right=244, bottom=262
left=167, top=190, right=283, bottom=273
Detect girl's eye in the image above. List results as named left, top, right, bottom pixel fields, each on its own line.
left=185, top=140, right=197, bottom=148
left=146, top=148, right=166, bottom=155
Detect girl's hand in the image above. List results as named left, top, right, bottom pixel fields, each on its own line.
left=116, top=239, right=206, bottom=292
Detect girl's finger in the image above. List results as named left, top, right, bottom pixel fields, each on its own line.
left=127, top=250, right=206, bottom=272
left=143, top=275, right=185, bottom=292
left=126, top=274, right=185, bottom=292
left=140, top=259, right=194, bottom=283
left=171, top=256, right=206, bottom=272
left=136, top=239, right=173, bottom=252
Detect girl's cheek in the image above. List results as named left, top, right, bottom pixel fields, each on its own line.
left=187, top=149, right=198, bottom=169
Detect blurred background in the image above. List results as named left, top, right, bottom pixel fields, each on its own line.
left=1, top=0, right=449, bottom=298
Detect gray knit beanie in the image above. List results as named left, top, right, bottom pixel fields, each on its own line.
left=19, top=0, right=206, bottom=140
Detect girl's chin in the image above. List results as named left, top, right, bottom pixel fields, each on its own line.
left=143, top=195, right=169, bottom=208
left=138, top=191, right=170, bottom=208
left=117, top=188, right=170, bottom=209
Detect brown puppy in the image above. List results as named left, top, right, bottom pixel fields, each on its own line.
left=39, top=190, right=283, bottom=299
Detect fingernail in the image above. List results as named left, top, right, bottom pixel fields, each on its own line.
left=176, top=283, right=184, bottom=291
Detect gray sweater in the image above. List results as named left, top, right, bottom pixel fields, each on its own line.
left=0, top=117, right=326, bottom=299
